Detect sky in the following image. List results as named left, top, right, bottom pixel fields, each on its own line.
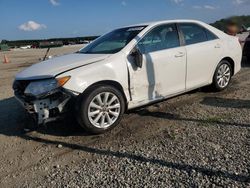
left=0, top=0, right=250, bottom=40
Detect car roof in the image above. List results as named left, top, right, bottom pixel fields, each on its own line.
left=121, top=19, right=229, bottom=42
left=127, top=19, right=204, bottom=27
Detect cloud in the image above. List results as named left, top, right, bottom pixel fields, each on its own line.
left=171, top=0, right=184, bottom=4
left=19, top=21, right=47, bottom=31
left=193, top=5, right=217, bottom=10
left=233, top=0, right=250, bottom=4
left=192, top=5, right=202, bottom=9
left=233, top=0, right=243, bottom=4
left=49, top=0, right=60, bottom=6
left=204, top=5, right=216, bottom=10
left=121, top=1, right=127, bottom=6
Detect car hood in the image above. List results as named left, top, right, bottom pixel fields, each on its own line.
left=15, top=53, right=110, bottom=80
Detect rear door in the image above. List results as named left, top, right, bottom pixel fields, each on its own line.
left=178, top=23, right=223, bottom=90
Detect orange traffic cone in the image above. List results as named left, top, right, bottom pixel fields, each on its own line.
left=3, top=55, right=10, bottom=64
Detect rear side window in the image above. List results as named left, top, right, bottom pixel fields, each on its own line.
left=138, top=24, right=180, bottom=54
left=179, top=23, right=218, bottom=45
left=205, top=29, right=218, bottom=41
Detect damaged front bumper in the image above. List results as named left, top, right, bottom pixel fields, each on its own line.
left=13, top=81, right=76, bottom=125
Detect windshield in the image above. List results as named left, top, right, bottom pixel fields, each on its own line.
left=79, top=26, right=147, bottom=54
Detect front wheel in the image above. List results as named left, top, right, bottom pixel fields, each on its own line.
left=77, top=85, right=125, bottom=134
left=211, top=60, right=232, bottom=91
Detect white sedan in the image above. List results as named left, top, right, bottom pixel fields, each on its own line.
left=13, top=20, right=242, bottom=134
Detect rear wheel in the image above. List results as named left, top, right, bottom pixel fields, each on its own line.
left=211, top=60, right=232, bottom=91
left=247, top=55, right=250, bottom=64
left=77, top=85, right=125, bottom=134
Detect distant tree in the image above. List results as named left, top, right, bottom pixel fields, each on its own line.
left=211, top=15, right=250, bottom=31
left=1, top=40, right=8, bottom=44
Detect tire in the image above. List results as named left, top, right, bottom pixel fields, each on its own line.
left=247, top=55, right=250, bottom=64
left=76, top=85, right=125, bottom=134
left=210, top=60, right=232, bottom=91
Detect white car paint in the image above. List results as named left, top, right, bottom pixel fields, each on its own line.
left=16, top=53, right=110, bottom=80
left=127, top=45, right=187, bottom=102
left=61, top=20, right=241, bottom=109
left=15, top=19, right=242, bottom=121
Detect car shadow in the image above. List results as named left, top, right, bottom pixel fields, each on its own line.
left=135, top=108, right=249, bottom=128
left=201, top=97, right=250, bottom=109
left=0, top=97, right=26, bottom=136
left=0, top=97, right=88, bottom=137
left=21, top=133, right=250, bottom=183
left=0, top=96, right=249, bottom=183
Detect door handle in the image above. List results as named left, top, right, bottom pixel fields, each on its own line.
left=215, top=44, right=221, bottom=48
left=175, top=52, right=185, bottom=58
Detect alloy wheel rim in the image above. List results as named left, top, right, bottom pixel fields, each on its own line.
left=216, top=64, right=231, bottom=88
left=88, top=92, right=121, bottom=128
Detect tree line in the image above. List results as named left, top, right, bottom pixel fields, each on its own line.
left=1, top=15, right=250, bottom=48
left=211, top=15, right=250, bottom=31
left=1, top=36, right=99, bottom=48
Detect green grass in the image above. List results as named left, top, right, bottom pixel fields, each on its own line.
left=204, top=116, right=223, bottom=124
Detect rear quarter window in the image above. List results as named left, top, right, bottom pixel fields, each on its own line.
left=205, top=29, right=218, bottom=41
left=179, top=23, right=218, bottom=45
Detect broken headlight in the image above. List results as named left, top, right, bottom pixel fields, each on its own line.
left=24, top=76, right=70, bottom=97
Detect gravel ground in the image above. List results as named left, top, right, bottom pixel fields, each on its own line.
left=0, top=47, right=249, bottom=187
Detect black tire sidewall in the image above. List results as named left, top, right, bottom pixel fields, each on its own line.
left=77, top=85, right=125, bottom=134
left=213, top=60, right=232, bottom=91
left=247, top=55, right=250, bottom=64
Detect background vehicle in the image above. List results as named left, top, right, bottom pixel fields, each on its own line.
left=13, top=20, right=242, bottom=134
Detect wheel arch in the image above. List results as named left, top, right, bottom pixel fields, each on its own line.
left=81, top=80, right=128, bottom=110
left=221, top=57, right=235, bottom=75
left=209, top=56, right=235, bottom=85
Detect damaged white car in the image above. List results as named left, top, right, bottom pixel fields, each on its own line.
left=13, top=20, right=242, bottom=134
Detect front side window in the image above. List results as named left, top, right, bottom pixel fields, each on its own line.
left=79, top=26, right=146, bottom=54
left=179, top=23, right=218, bottom=45
left=138, top=24, right=180, bottom=54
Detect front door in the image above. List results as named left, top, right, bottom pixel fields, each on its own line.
left=128, top=24, right=187, bottom=104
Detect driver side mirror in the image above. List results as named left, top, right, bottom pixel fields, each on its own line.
left=130, top=47, right=143, bottom=68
